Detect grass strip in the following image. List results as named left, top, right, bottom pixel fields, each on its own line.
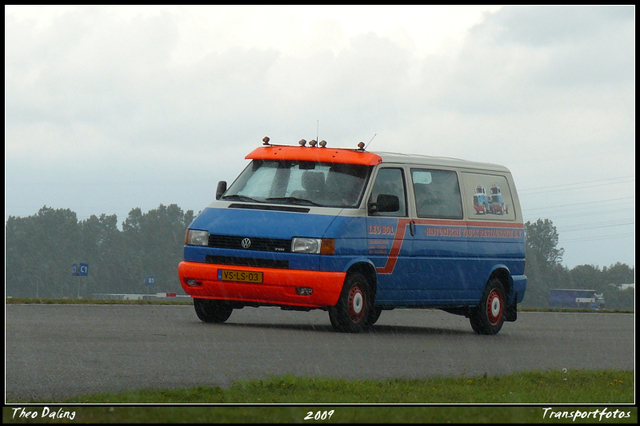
left=60, top=370, right=634, bottom=404
left=4, top=371, right=635, bottom=423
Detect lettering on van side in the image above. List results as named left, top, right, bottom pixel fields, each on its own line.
left=374, top=219, right=524, bottom=275
left=368, top=225, right=395, bottom=235
left=423, top=226, right=523, bottom=239
left=368, top=239, right=390, bottom=255
left=464, top=228, right=524, bottom=239
left=425, top=226, right=462, bottom=237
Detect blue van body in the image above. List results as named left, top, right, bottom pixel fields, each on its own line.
left=179, top=141, right=527, bottom=334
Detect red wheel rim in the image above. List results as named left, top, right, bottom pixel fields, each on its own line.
left=486, top=289, right=503, bottom=325
left=348, top=284, right=365, bottom=323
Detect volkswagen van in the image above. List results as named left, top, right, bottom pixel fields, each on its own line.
left=178, top=137, right=527, bottom=334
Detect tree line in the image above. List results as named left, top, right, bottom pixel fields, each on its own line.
left=5, top=206, right=635, bottom=309
left=6, top=205, right=194, bottom=298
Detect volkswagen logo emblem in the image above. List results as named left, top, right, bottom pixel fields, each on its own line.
left=241, top=238, right=252, bottom=249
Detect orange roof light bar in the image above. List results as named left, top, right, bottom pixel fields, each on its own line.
left=246, top=146, right=383, bottom=166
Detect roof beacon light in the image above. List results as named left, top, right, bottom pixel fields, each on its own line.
left=357, top=142, right=365, bottom=151
left=309, top=139, right=317, bottom=147
left=299, top=139, right=307, bottom=147
left=262, top=136, right=270, bottom=145
left=319, top=140, right=327, bottom=148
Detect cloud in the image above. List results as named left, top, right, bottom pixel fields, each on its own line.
left=6, top=5, right=633, bottom=160
left=468, top=6, right=634, bottom=86
left=6, top=6, right=486, bottom=162
left=477, top=5, right=633, bottom=47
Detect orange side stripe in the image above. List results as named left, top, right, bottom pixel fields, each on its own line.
left=376, top=219, right=411, bottom=274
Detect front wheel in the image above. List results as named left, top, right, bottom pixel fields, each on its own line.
left=194, top=298, right=233, bottom=323
left=368, top=307, right=383, bottom=325
left=328, top=272, right=373, bottom=332
left=469, top=279, right=506, bottom=335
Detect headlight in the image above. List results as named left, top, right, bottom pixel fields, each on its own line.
left=186, top=229, right=209, bottom=246
left=291, top=237, right=334, bottom=255
left=292, top=237, right=320, bottom=253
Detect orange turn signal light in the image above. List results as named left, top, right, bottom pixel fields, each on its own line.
left=320, top=239, right=335, bottom=255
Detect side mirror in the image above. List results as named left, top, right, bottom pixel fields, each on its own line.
left=216, top=181, right=227, bottom=200
left=368, top=194, right=400, bottom=214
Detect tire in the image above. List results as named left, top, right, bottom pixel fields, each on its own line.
left=368, top=307, right=383, bottom=325
left=328, top=272, right=372, bottom=332
left=469, top=279, right=506, bottom=335
left=193, top=298, right=233, bottom=323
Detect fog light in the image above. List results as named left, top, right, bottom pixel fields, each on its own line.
left=296, top=287, right=313, bottom=295
left=186, top=279, right=202, bottom=287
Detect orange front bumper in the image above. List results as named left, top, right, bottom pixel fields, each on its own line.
left=178, top=261, right=346, bottom=308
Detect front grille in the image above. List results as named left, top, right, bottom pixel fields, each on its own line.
left=208, top=234, right=291, bottom=252
left=206, top=255, right=289, bottom=269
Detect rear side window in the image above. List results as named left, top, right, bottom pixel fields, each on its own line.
left=411, top=169, right=463, bottom=219
left=461, top=172, right=516, bottom=221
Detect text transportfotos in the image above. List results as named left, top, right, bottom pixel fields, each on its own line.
left=542, top=407, right=631, bottom=421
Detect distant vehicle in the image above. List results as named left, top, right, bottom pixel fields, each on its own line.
left=473, top=184, right=489, bottom=214
left=548, top=289, right=605, bottom=310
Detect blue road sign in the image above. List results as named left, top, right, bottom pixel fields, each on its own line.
left=79, top=263, right=89, bottom=276
left=72, top=264, right=78, bottom=276
left=145, top=276, right=155, bottom=285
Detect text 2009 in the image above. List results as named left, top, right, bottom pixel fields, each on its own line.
left=304, top=410, right=334, bottom=421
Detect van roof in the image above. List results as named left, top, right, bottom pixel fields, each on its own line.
left=246, top=145, right=510, bottom=172
left=373, top=151, right=511, bottom=173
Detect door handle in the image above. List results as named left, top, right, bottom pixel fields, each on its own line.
left=409, top=220, right=416, bottom=236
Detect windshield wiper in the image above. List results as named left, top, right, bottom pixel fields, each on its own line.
left=221, top=194, right=262, bottom=203
left=265, top=197, right=321, bottom=206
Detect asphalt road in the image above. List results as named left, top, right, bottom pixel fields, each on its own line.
left=5, top=303, right=635, bottom=402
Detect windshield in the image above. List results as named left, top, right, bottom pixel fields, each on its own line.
left=223, top=160, right=371, bottom=208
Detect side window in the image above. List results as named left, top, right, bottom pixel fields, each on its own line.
left=461, top=172, right=516, bottom=220
left=412, top=169, right=463, bottom=219
left=368, top=168, right=407, bottom=217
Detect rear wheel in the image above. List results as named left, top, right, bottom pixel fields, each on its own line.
left=470, top=279, right=506, bottom=335
left=328, top=272, right=372, bottom=332
left=194, top=298, right=233, bottom=323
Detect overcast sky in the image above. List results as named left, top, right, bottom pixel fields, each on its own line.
left=5, top=5, right=635, bottom=269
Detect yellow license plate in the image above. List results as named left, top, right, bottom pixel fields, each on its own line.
left=218, top=269, right=263, bottom=284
